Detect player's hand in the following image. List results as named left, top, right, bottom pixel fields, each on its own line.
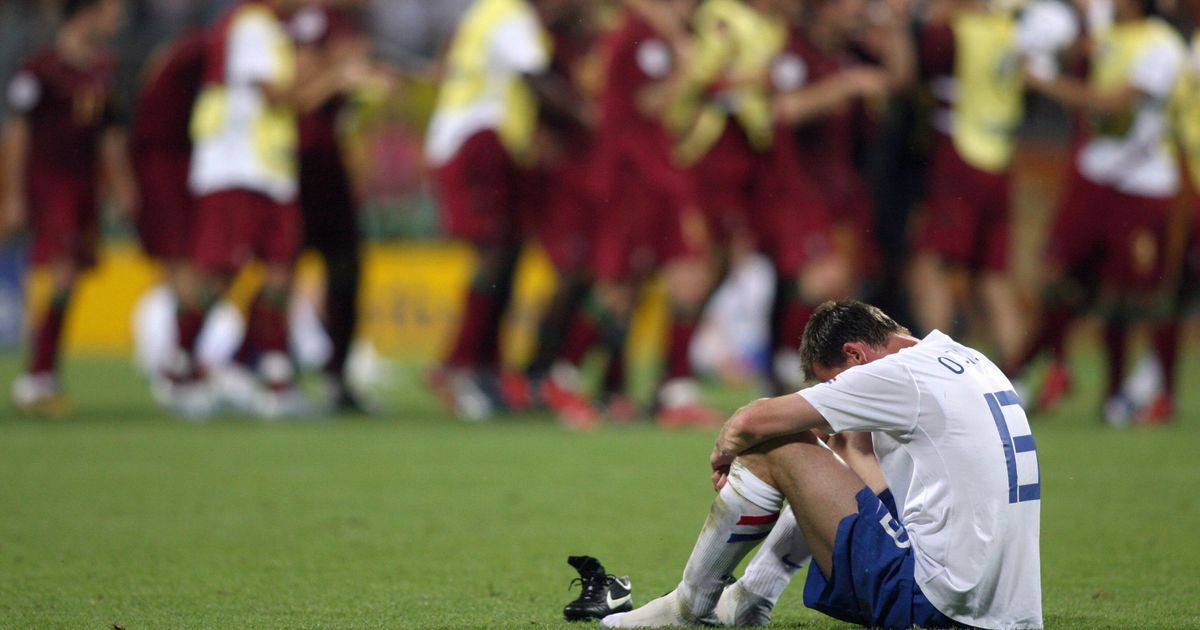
left=0, top=194, right=27, bottom=238
left=845, top=68, right=890, bottom=100
left=710, top=444, right=734, bottom=492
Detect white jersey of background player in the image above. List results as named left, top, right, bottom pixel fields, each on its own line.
left=604, top=301, right=1041, bottom=630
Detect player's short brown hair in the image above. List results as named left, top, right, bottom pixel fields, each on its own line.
left=799, top=300, right=909, bottom=381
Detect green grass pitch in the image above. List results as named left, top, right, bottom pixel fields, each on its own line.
left=1, top=352, right=1199, bottom=629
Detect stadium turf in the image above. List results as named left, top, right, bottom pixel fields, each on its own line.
left=1, top=353, right=1198, bottom=629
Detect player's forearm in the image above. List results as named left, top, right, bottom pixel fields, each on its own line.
left=773, top=76, right=857, bottom=125
left=1027, top=76, right=1137, bottom=115
left=1, top=118, right=30, bottom=200
left=878, top=23, right=917, bottom=92
left=717, top=394, right=825, bottom=457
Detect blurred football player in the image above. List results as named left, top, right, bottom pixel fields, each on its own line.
left=626, top=0, right=780, bottom=426
left=425, top=0, right=580, bottom=421
left=288, top=1, right=385, bottom=414
left=1019, top=0, right=1187, bottom=425
left=909, top=0, right=1077, bottom=375
left=755, top=0, right=913, bottom=393
left=515, top=2, right=632, bottom=426
left=3, top=0, right=134, bottom=415
left=1135, top=0, right=1200, bottom=425
left=544, top=0, right=734, bottom=428
left=171, top=0, right=346, bottom=418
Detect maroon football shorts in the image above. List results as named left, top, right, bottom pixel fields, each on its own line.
left=531, top=150, right=599, bottom=274
left=591, top=159, right=707, bottom=283
left=191, top=189, right=301, bottom=274
left=1046, top=169, right=1173, bottom=290
left=918, top=137, right=1012, bottom=272
left=133, top=144, right=194, bottom=262
left=28, top=171, right=99, bottom=268
left=690, top=125, right=761, bottom=244
left=434, top=130, right=528, bottom=248
left=753, top=164, right=835, bottom=276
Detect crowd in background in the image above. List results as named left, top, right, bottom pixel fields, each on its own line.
left=1, top=0, right=1197, bottom=428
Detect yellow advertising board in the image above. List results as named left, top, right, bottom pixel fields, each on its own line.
left=23, top=242, right=667, bottom=365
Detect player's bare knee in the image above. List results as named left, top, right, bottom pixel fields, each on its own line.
left=741, top=431, right=824, bottom=484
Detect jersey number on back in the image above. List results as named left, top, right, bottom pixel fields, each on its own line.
left=985, top=390, right=1040, bottom=504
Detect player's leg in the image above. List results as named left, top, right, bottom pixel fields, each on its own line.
left=714, top=429, right=887, bottom=625
left=975, top=175, right=1025, bottom=367
left=432, top=131, right=523, bottom=419
left=1100, top=192, right=1174, bottom=426
left=602, top=431, right=860, bottom=628
left=1007, top=171, right=1101, bottom=409
left=525, top=165, right=595, bottom=395
left=714, top=506, right=810, bottom=627
left=239, top=196, right=307, bottom=417
left=1140, top=204, right=1197, bottom=424
left=909, top=252, right=956, bottom=334
left=14, top=258, right=79, bottom=414
left=320, top=241, right=362, bottom=408
left=13, top=183, right=98, bottom=414
left=657, top=252, right=722, bottom=427
left=911, top=142, right=985, bottom=337
left=759, top=180, right=847, bottom=393
left=653, top=189, right=723, bottom=428
left=300, top=164, right=365, bottom=412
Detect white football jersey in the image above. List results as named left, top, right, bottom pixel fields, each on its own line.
left=800, top=331, right=1043, bottom=630
left=189, top=5, right=298, bottom=202
left=424, top=0, right=550, bottom=166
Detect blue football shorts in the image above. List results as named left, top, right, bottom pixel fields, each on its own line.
left=802, top=486, right=968, bottom=629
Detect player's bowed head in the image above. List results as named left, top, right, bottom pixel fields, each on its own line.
left=711, top=301, right=917, bottom=490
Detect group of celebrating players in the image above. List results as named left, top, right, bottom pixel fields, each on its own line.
left=3, top=0, right=1199, bottom=424
left=3, top=0, right=386, bottom=417
left=425, top=0, right=1200, bottom=429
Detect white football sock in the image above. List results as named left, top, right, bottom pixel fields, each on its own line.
left=602, top=461, right=784, bottom=628
left=714, top=506, right=811, bottom=626
left=739, top=505, right=810, bottom=605
left=677, top=461, right=784, bottom=621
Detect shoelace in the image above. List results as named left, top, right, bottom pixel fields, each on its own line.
left=568, top=573, right=614, bottom=598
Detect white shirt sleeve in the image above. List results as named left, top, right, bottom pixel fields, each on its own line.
left=6, top=71, right=40, bottom=113
left=1129, top=38, right=1183, bottom=99
left=489, top=11, right=549, bottom=75
left=227, top=12, right=285, bottom=86
left=797, top=357, right=921, bottom=435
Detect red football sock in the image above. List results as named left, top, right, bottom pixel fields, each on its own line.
left=238, top=291, right=290, bottom=365
left=446, top=288, right=502, bottom=368
left=665, top=316, right=699, bottom=381
left=29, top=292, right=70, bottom=376
left=1009, top=305, right=1072, bottom=375
left=176, top=306, right=206, bottom=355
left=1153, top=319, right=1180, bottom=397
left=559, top=312, right=600, bottom=367
left=1103, top=321, right=1128, bottom=399
left=603, top=346, right=627, bottom=395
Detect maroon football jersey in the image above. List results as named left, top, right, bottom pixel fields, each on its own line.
left=771, top=28, right=871, bottom=207
left=131, top=30, right=206, bottom=149
left=594, top=15, right=693, bottom=199
left=6, top=48, right=117, bottom=183
left=599, top=16, right=673, bottom=148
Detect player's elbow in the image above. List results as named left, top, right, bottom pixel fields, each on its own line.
left=728, top=400, right=769, bottom=443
